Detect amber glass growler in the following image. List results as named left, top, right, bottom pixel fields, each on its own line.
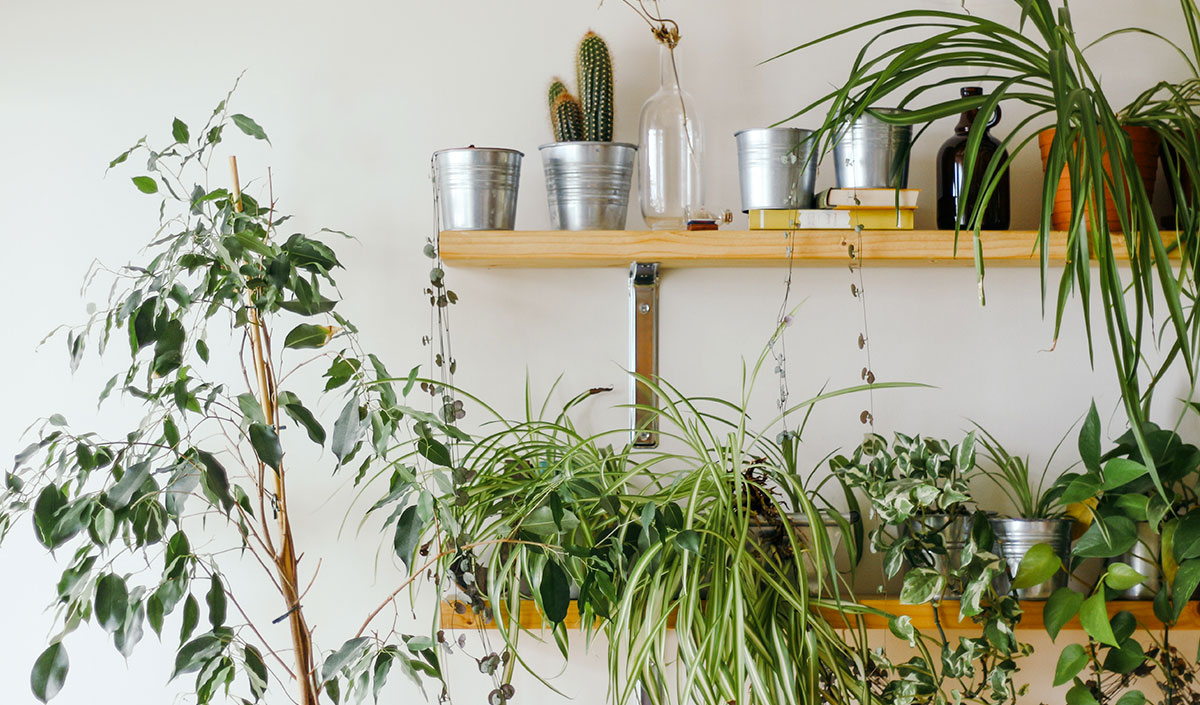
left=937, top=86, right=1010, bottom=230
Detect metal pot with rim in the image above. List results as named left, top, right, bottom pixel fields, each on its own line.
left=432, top=147, right=523, bottom=231
left=989, top=517, right=1073, bottom=599
left=539, top=142, right=637, bottom=230
left=748, top=509, right=858, bottom=592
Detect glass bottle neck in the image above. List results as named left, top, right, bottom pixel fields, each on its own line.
left=658, top=42, right=680, bottom=92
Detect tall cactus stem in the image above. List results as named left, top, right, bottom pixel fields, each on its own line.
left=577, top=31, right=614, bottom=142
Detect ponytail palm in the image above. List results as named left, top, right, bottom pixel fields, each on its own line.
left=775, top=0, right=1200, bottom=496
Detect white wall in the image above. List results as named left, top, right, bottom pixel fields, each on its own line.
left=1, top=0, right=1195, bottom=703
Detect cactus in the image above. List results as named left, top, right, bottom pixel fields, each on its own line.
left=576, top=31, right=613, bottom=142
left=551, top=92, right=585, bottom=142
left=548, top=78, right=568, bottom=109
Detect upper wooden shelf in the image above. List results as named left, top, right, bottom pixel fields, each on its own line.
left=438, top=229, right=1153, bottom=269
left=441, top=598, right=1200, bottom=632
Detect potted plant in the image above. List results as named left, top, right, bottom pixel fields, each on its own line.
left=776, top=0, right=1200, bottom=501
left=442, top=338, right=901, bottom=705
left=830, top=432, right=986, bottom=603
left=0, top=96, right=453, bottom=703
left=973, top=424, right=1074, bottom=599
left=540, top=31, right=637, bottom=230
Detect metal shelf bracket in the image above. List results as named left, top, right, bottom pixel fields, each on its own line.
left=629, top=262, right=660, bottom=448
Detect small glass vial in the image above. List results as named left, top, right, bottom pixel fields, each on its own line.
left=638, top=40, right=704, bottom=229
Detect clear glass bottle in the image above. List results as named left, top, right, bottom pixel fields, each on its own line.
left=638, top=41, right=704, bottom=229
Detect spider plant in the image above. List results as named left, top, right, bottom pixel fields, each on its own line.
left=439, top=325, right=926, bottom=705
left=973, top=423, right=1072, bottom=519
left=773, top=0, right=1200, bottom=499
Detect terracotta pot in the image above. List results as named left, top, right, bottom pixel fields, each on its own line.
left=1038, top=125, right=1160, bottom=231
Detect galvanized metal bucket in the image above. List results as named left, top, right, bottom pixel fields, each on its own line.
left=908, top=513, right=971, bottom=584
left=432, top=147, right=523, bottom=231
left=540, top=142, right=637, bottom=230
left=989, top=517, right=1073, bottom=599
left=833, top=108, right=912, bottom=189
left=1111, top=521, right=1160, bottom=599
left=749, top=510, right=857, bottom=592
left=735, top=127, right=818, bottom=212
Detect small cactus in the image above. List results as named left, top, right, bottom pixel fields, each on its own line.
left=576, top=31, right=614, bottom=142
left=548, top=78, right=568, bottom=109
left=551, top=92, right=585, bottom=142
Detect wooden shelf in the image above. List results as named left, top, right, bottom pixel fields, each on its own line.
left=438, top=229, right=1158, bottom=269
left=441, top=598, right=1200, bottom=632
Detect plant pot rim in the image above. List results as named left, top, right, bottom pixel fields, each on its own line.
left=538, top=141, right=638, bottom=151
left=433, top=146, right=525, bottom=157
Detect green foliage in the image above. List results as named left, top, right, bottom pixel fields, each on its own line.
left=576, top=31, right=614, bottom=142
left=777, top=0, right=1200, bottom=504
left=550, top=93, right=585, bottom=143
left=974, top=423, right=1071, bottom=518
left=545, top=32, right=614, bottom=142
left=0, top=89, right=450, bottom=703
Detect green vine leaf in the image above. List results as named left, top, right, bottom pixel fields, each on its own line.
left=1053, top=643, right=1088, bottom=686
left=1044, top=587, right=1084, bottom=641
left=1079, top=592, right=1118, bottom=646
left=393, top=506, right=420, bottom=572
left=1011, top=542, right=1061, bottom=589
left=172, top=118, right=190, bottom=144
left=540, top=560, right=570, bottom=624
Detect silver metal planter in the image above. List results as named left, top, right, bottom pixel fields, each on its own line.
left=908, top=513, right=971, bottom=585
left=431, top=147, right=523, bottom=231
left=749, top=510, right=854, bottom=591
left=540, top=142, right=637, bottom=230
left=833, top=108, right=912, bottom=189
left=735, top=127, right=818, bottom=212
left=1112, top=521, right=1160, bottom=599
left=989, top=517, right=1073, bottom=599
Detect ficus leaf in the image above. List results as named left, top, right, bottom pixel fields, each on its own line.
left=131, top=176, right=158, bottom=194
left=321, top=637, right=370, bottom=683
left=94, top=573, right=129, bottom=634
left=171, top=118, right=189, bottom=144
left=231, top=114, right=270, bottom=143
left=393, top=505, right=420, bottom=572
left=30, top=642, right=69, bottom=703
left=283, top=324, right=332, bottom=350
left=332, top=398, right=363, bottom=464
left=248, top=423, right=282, bottom=471
left=206, top=575, right=226, bottom=629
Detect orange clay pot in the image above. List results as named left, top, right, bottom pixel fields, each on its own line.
left=1038, top=125, right=1160, bottom=231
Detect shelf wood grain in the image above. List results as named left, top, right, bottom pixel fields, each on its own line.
left=440, top=598, right=1200, bottom=632
left=438, top=229, right=1170, bottom=269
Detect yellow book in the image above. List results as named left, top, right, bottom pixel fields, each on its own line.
left=749, top=208, right=915, bottom=230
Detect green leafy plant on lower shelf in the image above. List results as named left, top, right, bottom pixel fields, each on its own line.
left=1038, top=403, right=1200, bottom=705
left=0, top=90, right=456, bottom=704
left=831, top=432, right=1033, bottom=705
left=438, top=332, right=912, bottom=705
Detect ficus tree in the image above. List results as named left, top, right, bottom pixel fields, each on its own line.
left=0, top=86, right=464, bottom=704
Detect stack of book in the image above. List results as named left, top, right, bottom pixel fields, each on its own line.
left=748, top=188, right=919, bottom=230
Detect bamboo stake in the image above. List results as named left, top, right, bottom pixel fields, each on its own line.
left=230, top=156, right=321, bottom=705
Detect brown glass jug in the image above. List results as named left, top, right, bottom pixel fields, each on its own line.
left=937, top=86, right=1010, bottom=230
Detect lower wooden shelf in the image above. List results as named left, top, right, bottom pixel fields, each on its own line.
left=440, top=598, right=1200, bottom=632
